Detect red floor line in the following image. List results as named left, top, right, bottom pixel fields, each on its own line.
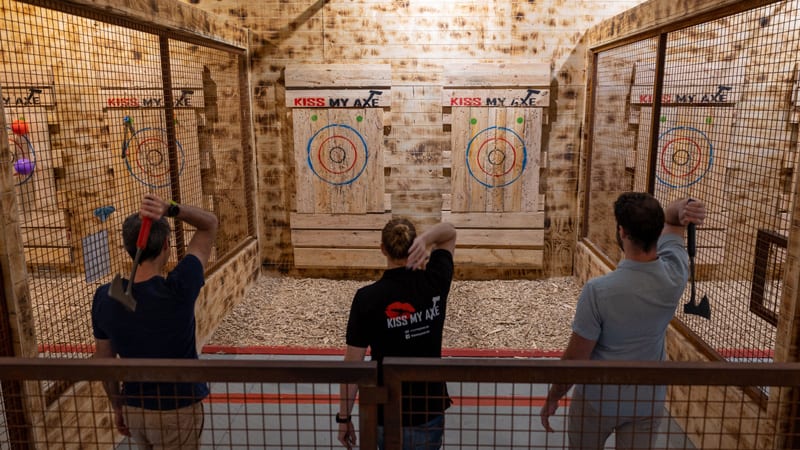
left=36, top=343, right=775, bottom=359
left=201, top=345, right=564, bottom=358
left=205, top=392, right=569, bottom=408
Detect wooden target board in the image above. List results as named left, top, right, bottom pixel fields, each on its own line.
left=292, top=108, right=384, bottom=214
left=442, top=71, right=549, bottom=269
left=450, top=106, right=542, bottom=213
left=285, top=64, right=390, bottom=270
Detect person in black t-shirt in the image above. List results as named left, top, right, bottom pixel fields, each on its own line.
left=337, top=218, right=457, bottom=450
left=92, top=193, right=217, bottom=449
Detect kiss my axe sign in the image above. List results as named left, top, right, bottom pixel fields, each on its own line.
left=285, top=89, right=390, bottom=108
left=3, top=86, right=55, bottom=107
left=100, top=88, right=205, bottom=109
left=442, top=88, right=549, bottom=107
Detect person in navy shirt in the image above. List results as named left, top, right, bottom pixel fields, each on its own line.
left=92, top=193, right=217, bottom=449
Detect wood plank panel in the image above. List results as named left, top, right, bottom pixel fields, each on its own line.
left=20, top=211, right=67, bottom=228
left=291, top=229, right=380, bottom=248
left=456, top=229, right=544, bottom=248
left=442, top=212, right=545, bottom=228
left=293, top=247, right=544, bottom=269
left=521, top=108, right=542, bottom=211
left=290, top=212, right=391, bottom=229
left=443, top=63, right=551, bottom=87
left=364, top=108, right=386, bottom=213
left=450, top=107, right=470, bottom=212
left=469, top=107, right=490, bottom=212
left=294, top=248, right=385, bottom=268
left=285, top=64, right=391, bottom=88
left=454, top=248, right=543, bottom=267
left=292, top=109, right=317, bottom=214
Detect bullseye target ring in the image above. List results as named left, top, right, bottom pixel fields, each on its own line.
left=7, top=127, right=36, bottom=186
left=656, top=126, right=713, bottom=188
left=122, top=127, right=185, bottom=189
left=466, top=126, right=527, bottom=188
left=306, top=124, right=368, bottom=185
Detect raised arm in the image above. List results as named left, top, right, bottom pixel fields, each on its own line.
left=406, top=222, right=457, bottom=270
left=140, top=194, right=219, bottom=270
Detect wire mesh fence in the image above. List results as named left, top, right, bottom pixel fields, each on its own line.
left=0, top=0, right=254, bottom=361
left=0, top=356, right=796, bottom=449
left=584, top=0, right=800, bottom=371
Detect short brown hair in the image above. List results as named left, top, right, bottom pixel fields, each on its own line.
left=122, top=213, right=170, bottom=261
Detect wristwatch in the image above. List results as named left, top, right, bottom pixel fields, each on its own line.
left=334, top=413, right=351, bottom=424
left=166, top=200, right=180, bottom=218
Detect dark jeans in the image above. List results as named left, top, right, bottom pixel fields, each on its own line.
left=377, top=414, right=445, bottom=450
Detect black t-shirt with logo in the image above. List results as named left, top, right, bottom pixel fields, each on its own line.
left=346, top=249, right=454, bottom=426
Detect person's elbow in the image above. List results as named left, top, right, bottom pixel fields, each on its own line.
left=208, top=214, right=219, bottom=235
left=202, top=213, right=219, bottom=238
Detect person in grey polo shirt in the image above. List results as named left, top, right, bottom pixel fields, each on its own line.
left=539, top=192, right=706, bottom=450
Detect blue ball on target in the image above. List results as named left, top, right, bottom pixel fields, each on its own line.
left=13, top=158, right=34, bottom=176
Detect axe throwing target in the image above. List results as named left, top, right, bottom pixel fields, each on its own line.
left=306, top=123, right=369, bottom=186
left=122, top=126, right=186, bottom=189
left=466, top=126, right=528, bottom=188
left=656, top=126, right=713, bottom=188
left=7, top=127, right=36, bottom=185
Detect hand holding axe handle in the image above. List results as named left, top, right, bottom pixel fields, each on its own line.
left=683, top=208, right=711, bottom=319
left=108, top=216, right=153, bottom=312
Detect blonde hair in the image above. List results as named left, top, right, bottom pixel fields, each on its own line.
left=381, top=218, right=417, bottom=260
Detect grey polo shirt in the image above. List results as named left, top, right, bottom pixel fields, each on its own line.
left=572, top=233, right=689, bottom=417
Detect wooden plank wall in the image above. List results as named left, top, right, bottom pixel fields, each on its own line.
left=183, top=0, right=652, bottom=278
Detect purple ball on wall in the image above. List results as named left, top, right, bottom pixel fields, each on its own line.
left=13, top=158, right=34, bottom=176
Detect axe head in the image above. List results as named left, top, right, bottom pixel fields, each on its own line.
left=108, top=274, right=137, bottom=312
left=683, top=294, right=710, bottom=320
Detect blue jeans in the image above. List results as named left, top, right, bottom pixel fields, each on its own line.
left=377, top=414, right=445, bottom=450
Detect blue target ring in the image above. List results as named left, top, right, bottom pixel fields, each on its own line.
left=7, top=127, right=36, bottom=186
left=656, top=126, right=713, bottom=188
left=466, top=126, right=528, bottom=188
left=306, top=123, right=369, bottom=186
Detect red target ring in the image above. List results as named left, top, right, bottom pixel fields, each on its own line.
left=317, top=135, right=358, bottom=175
left=660, top=137, right=703, bottom=179
left=133, top=137, right=171, bottom=179
left=475, top=137, right=517, bottom=177
left=465, top=126, right=528, bottom=188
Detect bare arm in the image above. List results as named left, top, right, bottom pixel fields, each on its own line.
left=93, top=339, right=130, bottom=436
left=662, top=197, right=706, bottom=238
left=406, top=222, right=457, bottom=269
left=140, top=194, right=219, bottom=270
left=540, top=331, right=596, bottom=432
left=338, top=345, right=368, bottom=449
